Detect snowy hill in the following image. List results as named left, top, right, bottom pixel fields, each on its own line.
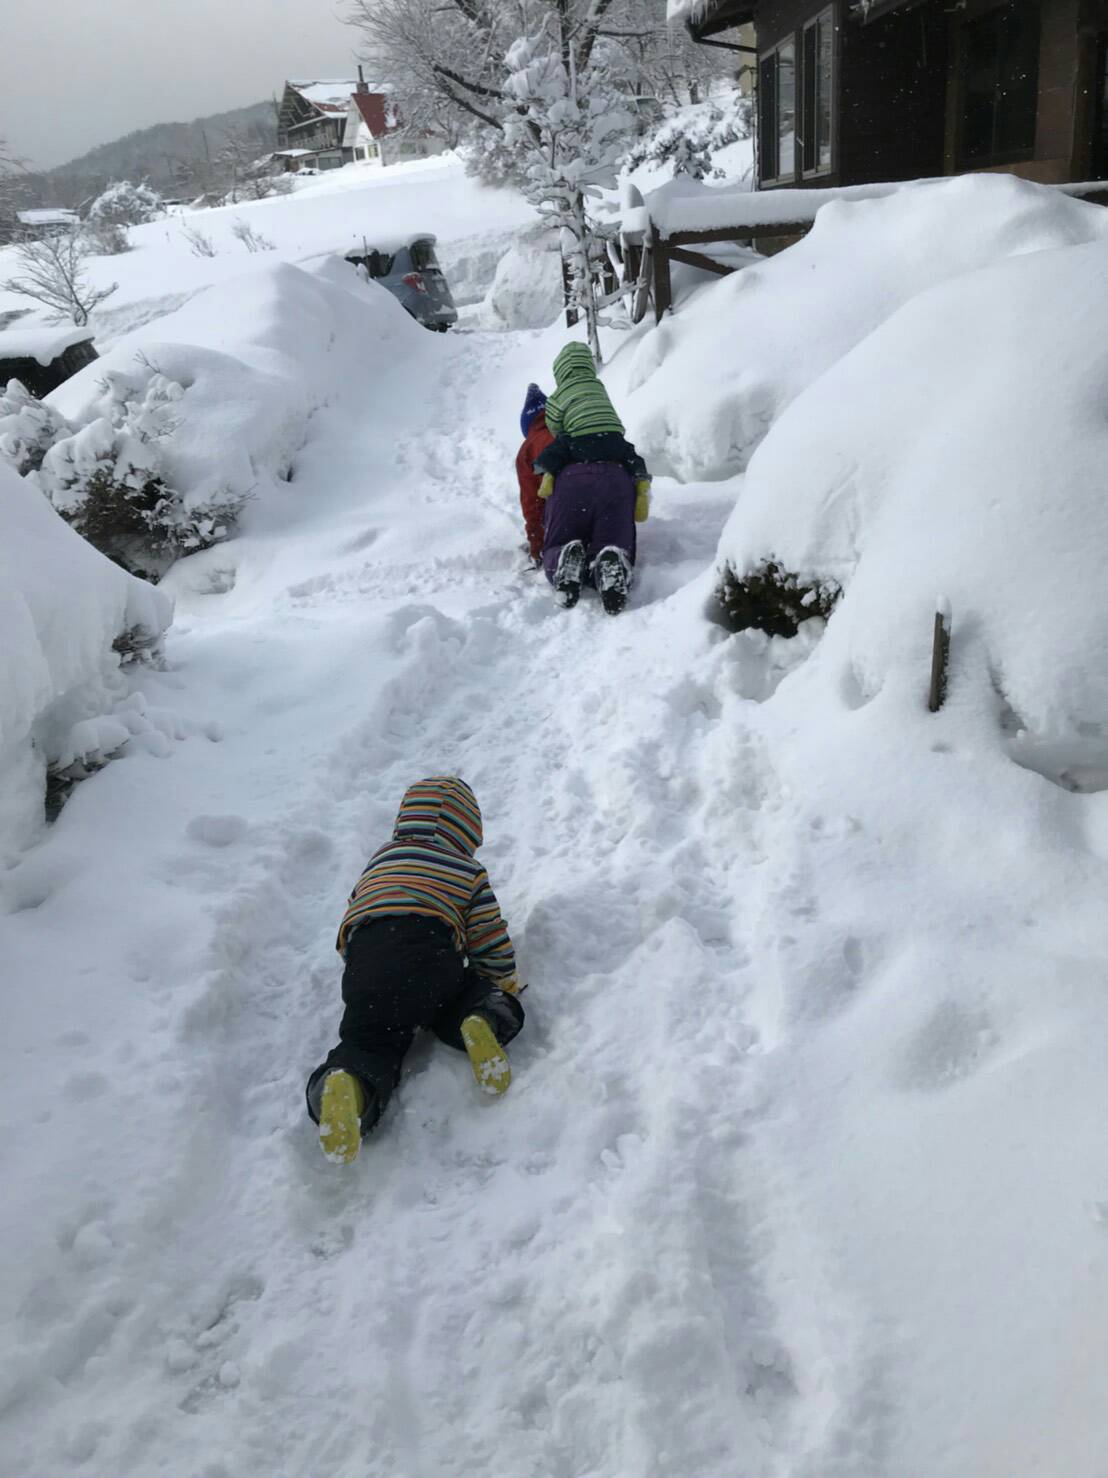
left=3, top=157, right=1108, bottom=1476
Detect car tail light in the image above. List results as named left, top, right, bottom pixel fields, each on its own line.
left=402, top=272, right=427, bottom=292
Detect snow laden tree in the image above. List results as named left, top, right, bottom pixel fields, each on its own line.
left=503, top=12, right=636, bottom=364
left=87, top=180, right=164, bottom=228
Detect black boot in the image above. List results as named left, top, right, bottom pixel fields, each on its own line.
left=594, top=546, right=631, bottom=615
left=553, top=540, right=586, bottom=608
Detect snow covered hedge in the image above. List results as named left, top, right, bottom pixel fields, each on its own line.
left=618, top=175, right=1108, bottom=481
left=0, top=459, right=172, bottom=857
left=716, top=194, right=1108, bottom=738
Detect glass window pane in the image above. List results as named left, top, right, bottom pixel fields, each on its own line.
left=803, top=24, right=818, bottom=172
left=818, top=16, right=833, bottom=168
left=760, top=53, right=778, bottom=178
left=778, top=41, right=796, bottom=177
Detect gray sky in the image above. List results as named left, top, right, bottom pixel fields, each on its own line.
left=2, top=0, right=360, bottom=170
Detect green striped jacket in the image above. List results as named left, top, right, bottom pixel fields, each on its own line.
left=544, top=342, right=624, bottom=440
left=337, top=777, right=517, bottom=990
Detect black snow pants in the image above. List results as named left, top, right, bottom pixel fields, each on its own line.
left=305, top=915, right=524, bottom=1135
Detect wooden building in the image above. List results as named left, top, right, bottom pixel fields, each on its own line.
left=679, top=0, right=1108, bottom=187
left=277, top=79, right=360, bottom=169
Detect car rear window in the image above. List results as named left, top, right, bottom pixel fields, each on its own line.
left=409, top=240, right=440, bottom=272
left=348, top=249, right=394, bottom=278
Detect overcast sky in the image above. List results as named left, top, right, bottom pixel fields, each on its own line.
left=2, top=0, right=360, bottom=170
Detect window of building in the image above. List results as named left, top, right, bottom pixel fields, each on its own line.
left=1095, top=35, right=1108, bottom=178
left=802, top=9, right=835, bottom=175
left=759, top=40, right=797, bottom=182
left=959, top=0, right=1040, bottom=164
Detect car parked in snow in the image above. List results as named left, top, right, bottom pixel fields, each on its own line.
left=344, top=234, right=458, bottom=331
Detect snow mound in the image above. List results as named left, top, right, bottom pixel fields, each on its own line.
left=619, top=174, right=1108, bottom=481
left=49, top=256, right=426, bottom=512
left=477, top=227, right=564, bottom=329
left=718, top=236, right=1108, bottom=738
left=0, top=460, right=171, bottom=857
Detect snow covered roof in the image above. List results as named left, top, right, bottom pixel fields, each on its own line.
left=349, top=93, right=393, bottom=138
left=0, top=323, right=93, bottom=364
left=288, top=80, right=361, bottom=113
left=273, top=148, right=314, bottom=158
left=16, top=208, right=80, bottom=227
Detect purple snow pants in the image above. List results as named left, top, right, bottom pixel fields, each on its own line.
left=541, top=462, right=636, bottom=586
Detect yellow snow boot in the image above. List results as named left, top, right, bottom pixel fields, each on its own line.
left=460, top=1014, right=511, bottom=1097
left=318, top=1070, right=366, bottom=1164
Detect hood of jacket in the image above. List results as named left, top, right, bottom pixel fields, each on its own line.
left=392, top=776, right=483, bottom=855
left=552, top=341, right=597, bottom=389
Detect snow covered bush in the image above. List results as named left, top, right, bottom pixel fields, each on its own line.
left=713, top=559, right=840, bottom=638
left=716, top=203, right=1108, bottom=738
left=624, top=92, right=752, bottom=180
left=36, top=372, right=247, bottom=581
left=87, top=180, right=164, bottom=228
left=617, top=174, right=1108, bottom=481
left=0, top=458, right=171, bottom=856
left=0, top=378, right=73, bottom=474
left=82, top=220, right=131, bottom=256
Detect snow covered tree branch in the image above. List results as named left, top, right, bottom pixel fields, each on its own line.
left=1, top=231, right=118, bottom=327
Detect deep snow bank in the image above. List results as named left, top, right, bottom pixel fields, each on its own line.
left=617, top=175, right=1108, bottom=481
left=49, top=256, right=427, bottom=522
left=0, top=460, right=170, bottom=857
left=718, top=238, right=1108, bottom=739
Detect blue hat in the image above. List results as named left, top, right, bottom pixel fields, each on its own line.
left=520, top=383, right=547, bottom=438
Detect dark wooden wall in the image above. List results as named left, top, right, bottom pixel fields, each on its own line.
left=750, top=0, right=1107, bottom=188
left=839, top=2, right=949, bottom=182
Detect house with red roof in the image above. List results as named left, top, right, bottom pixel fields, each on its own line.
left=342, top=90, right=438, bottom=167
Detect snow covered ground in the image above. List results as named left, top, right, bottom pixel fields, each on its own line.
left=4, top=156, right=1108, bottom=1476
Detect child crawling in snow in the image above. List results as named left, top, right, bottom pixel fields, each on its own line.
left=533, top=342, right=652, bottom=613
left=306, top=776, right=524, bottom=1163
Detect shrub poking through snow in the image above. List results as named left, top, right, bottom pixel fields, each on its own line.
left=181, top=223, right=217, bottom=258
left=0, top=378, right=73, bottom=473
left=714, top=558, right=840, bottom=638
left=230, top=218, right=275, bottom=253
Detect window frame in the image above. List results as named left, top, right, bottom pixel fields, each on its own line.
left=955, top=0, right=1041, bottom=169
left=800, top=7, right=836, bottom=180
left=758, top=37, right=798, bottom=185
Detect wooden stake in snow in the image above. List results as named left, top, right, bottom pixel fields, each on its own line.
left=929, top=599, right=951, bottom=712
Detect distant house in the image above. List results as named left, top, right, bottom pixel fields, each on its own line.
left=342, top=91, right=439, bottom=167
left=676, top=0, right=1108, bottom=190
left=277, top=78, right=360, bottom=169
left=15, top=208, right=81, bottom=236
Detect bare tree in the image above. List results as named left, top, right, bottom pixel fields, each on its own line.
left=1, top=231, right=118, bottom=325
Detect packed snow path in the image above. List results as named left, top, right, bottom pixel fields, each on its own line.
left=8, top=310, right=1108, bottom=1478
left=4, top=323, right=821, bottom=1477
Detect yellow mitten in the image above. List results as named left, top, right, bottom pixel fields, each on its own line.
left=634, top=479, right=651, bottom=523
left=538, top=473, right=555, bottom=500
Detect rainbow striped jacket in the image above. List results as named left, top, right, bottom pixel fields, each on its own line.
left=336, top=777, right=518, bottom=991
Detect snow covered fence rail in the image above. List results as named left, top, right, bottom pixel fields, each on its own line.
left=619, top=174, right=1108, bottom=322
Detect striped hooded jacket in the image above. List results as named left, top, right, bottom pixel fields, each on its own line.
left=337, top=777, right=518, bottom=991
left=543, top=342, right=625, bottom=439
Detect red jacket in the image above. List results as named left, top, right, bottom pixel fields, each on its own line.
left=515, top=411, right=555, bottom=561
